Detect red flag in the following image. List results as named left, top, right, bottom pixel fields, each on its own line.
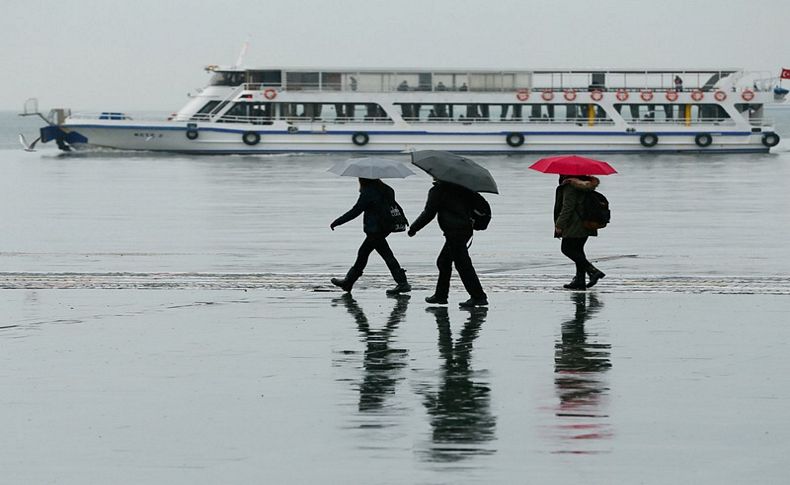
left=781, top=68, right=790, bottom=80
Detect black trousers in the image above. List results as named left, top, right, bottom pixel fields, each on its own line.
left=351, top=232, right=401, bottom=277
left=561, top=237, right=590, bottom=276
left=434, top=230, right=486, bottom=299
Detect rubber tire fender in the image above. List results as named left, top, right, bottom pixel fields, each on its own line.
left=639, top=133, right=658, bottom=147
left=762, top=133, right=780, bottom=148
left=352, top=132, right=369, bottom=146
left=506, top=132, right=525, bottom=147
left=186, top=129, right=199, bottom=140
left=694, top=133, right=713, bottom=147
left=242, top=131, right=261, bottom=146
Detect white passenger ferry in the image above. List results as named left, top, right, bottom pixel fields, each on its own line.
left=26, top=66, right=786, bottom=154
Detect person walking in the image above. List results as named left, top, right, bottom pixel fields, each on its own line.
left=554, top=175, right=606, bottom=290
left=330, top=178, right=411, bottom=295
left=408, top=180, right=488, bottom=307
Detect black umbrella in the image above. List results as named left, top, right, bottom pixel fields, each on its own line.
left=411, top=150, right=499, bottom=194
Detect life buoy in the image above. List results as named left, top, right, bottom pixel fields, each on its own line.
left=694, top=133, right=713, bottom=147
left=506, top=132, right=525, bottom=147
left=590, top=90, right=603, bottom=101
left=639, top=133, right=658, bottom=147
left=242, top=131, right=260, bottom=146
left=762, top=132, right=780, bottom=147
left=665, top=90, right=679, bottom=102
left=691, top=90, right=704, bottom=101
left=563, top=89, right=577, bottom=101
left=741, top=89, right=755, bottom=101
left=714, top=90, right=727, bottom=101
left=263, top=88, right=277, bottom=100
left=516, top=89, right=530, bottom=101
left=352, top=132, right=369, bottom=146
left=541, top=90, right=555, bottom=101
left=615, top=89, right=629, bottom=101
left=640, top=90, right=654, bottom=102
left=186, top=129, right=199, bottom=140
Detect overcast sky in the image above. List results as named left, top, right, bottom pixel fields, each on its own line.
left=2, top=0, right=787, bottom=111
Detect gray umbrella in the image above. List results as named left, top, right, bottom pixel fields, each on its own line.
left=411, top=150, right=499, bottom=194
left=328, top=157, right=415, bottom=179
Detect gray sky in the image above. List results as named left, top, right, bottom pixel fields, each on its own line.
left=2, top=0, right=787, bottom=111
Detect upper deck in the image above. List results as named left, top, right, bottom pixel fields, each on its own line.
left=205, top=66, right=778, bottom=94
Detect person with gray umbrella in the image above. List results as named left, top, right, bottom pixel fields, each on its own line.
left=328, top=158, right=414, bottom=295
left=408, top=151, right=496, bottom=308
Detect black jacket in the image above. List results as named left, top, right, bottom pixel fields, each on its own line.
left=332, top=182, right=395, bottom=234
left=410, top=182, right=475, bottom=235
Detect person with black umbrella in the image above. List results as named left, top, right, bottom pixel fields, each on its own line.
left=408, top=151, right=495, bottom=308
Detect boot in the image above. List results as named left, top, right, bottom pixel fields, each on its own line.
left=331, top=268, right=362, bottom=292
left=563, top=274, right=587, bottom=290
left=425, top=294, right=448, bottom=305
left=459, top=297, right=488, bottom=308
left=386, top=268, right=411, bottom=295
left=586, top=264, right=606, bottom=288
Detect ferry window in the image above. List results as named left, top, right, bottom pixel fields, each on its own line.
left=209, top=72, right=245, bottom=86
left=286, top=72, right=319, bottom=90
left=218, top=102, right=274, bottom=124
left=278, top=103, right=391, bottom=123
left=321, top=72, right=343, bottom=91
left=196, top=101, right=220, bottom=114
left=615, top=104, right=730, bottom=123
left=248, top=70, right=282, bottom=87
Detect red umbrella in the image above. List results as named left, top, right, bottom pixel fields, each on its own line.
left=528, top=155, right=617, bottom=176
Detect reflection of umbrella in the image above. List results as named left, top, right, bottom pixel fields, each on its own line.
left=328, top=157, right=415, bottom=179
left=528, top=155, right=617, bottom=176
left=411, top=150, right=499, bottom=194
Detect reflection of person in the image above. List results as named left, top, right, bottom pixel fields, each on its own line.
left=333, top=293, right=410, bottom=412
left=408, top=181, right=488, bottom=307
left=421, top=306, right=495, bottom=461
left=554, top=292, right=611, bottom=449
left=554, top=175, right=606, bottom=290
left=331, top=178, right=411, bottom=294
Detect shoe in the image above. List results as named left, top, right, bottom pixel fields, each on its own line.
left=386, top=269, right=411, bottom=295
left=331, top=268, right=362, bottom=292
left=425, top=294, right=448, bottom=305
left=586, top=267, right=606, bottom=288
left=563, top=276, right=586, bottom=290
left=459, top=298, right=488, bottom=308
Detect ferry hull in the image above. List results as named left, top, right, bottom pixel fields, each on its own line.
left=64, top=123, right=772, bottom=155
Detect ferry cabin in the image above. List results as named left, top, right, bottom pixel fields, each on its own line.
left=53, top=67, right=783, bottom=153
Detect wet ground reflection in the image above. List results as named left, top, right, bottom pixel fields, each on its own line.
left=333, top=293, right=410, bottom=415
left=553, top=292, right=613, bottom=454
left=420, top=306, right=496, bottom=462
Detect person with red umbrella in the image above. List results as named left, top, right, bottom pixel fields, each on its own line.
left=529, top=155, right=616, bottom=290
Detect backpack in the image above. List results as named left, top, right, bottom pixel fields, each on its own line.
left=383, top=200, right=409, bottom=233
left=579, top=190, right=610, bottom=230
left=471, top=192, right=492, bottom=231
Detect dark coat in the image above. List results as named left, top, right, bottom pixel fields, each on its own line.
left=554, top=176, right=599, bottom=238
left=410, top=182, right=475, bottom=235
left=332, top=182, right=395, bottom=234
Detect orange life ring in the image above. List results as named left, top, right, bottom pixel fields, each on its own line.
left=615, top=89, right=629, bottom=101
left=590, top=90, right=603, bottom=101
left=665, top=90, right=679, bottom=102
left=541, top=90, right=555, bottom=101
left=563, top=89, right=577, bottom=101
left=640, top=90, right=654, bottom=102
left=691, top=90, right=704, bottom=101
left=516, top=89, right=530, bottom=101
left=741, top=89, right=755, bottom=101
left=714, top=90, right=727, bottom=101
left=263, top=88, right=277, bottom=100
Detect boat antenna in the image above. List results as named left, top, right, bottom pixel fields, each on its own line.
left=234, top=37, right=250, bottom=68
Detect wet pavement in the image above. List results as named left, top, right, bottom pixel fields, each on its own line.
left=2, top=111, right=790, bottom=483
left=2, top=289, right=788, bottom=484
